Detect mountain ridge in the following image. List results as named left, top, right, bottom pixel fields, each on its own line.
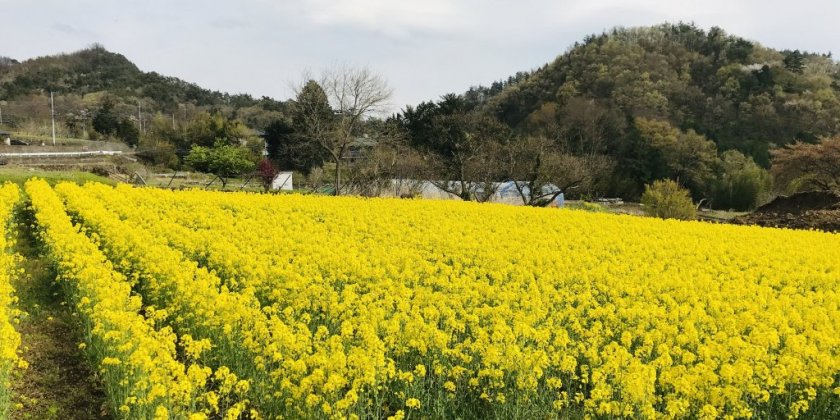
left=461, top=23, right=840, bottom=166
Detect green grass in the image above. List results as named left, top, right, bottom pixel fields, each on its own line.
left=1, top=368, right=9, bottom=420
left=2, top=132, right=98, bottom=147
left=144, top=172, right=272, bottom=192
left=565, top=201, right=609, bottom=213
left=0, top=168, right=116, bottom=187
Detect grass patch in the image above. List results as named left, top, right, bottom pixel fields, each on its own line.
left=565, top=201, right=608, bottom=213
left=0, top=168, right=116, bottom=187
left=2, top=133, right=100, bottom=147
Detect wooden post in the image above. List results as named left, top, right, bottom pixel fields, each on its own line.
left=239, top=174, right=254, bottom=191
left=166, top=171, right=178, bottom=188
left=133, top=171, right=147, bottom=186
left=204, top=175, right=218, bottom=189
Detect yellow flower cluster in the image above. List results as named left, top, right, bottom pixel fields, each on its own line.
left=53, top=182, right=840, bottom=418
left=24, top=180, right=249, bottom=419
left=0, top=183, right=21, bottom=419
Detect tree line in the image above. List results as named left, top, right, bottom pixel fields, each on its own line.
left=3, top=25, right=839, bottom=209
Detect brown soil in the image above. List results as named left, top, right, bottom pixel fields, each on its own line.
left=733, top=191, right=840, bottom=232
left=10, top=211, right=108, bottom=419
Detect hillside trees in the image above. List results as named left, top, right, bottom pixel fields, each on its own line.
left=631, top=118, right=771, bottom=210
left=634, top=118, right=718, bottom=198
left=183, top=111, right=252, bottom=149
left=136, top=114, right=181, bottom=168
left=771, top=136, right=840, bottom=193
left=0, top=46, right=285, bottom=112
left=476, top=23, right=840, bottom=171
left=91, top=99, right=139, bottom=146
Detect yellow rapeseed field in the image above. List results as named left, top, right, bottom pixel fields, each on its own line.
left=25, top=180, right=252, bottom=419
left=20, top=180, right=840, bottom=419
left=0, top=183, right=21, bottom=419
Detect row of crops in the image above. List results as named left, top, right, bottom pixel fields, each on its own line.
left=0, top=184, right=22, bottom=420
left=1, top=179, right=840, bottom=419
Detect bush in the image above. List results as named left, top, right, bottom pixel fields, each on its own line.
left=641, top=179, right=696, bottom=220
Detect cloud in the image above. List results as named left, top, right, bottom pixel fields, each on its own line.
left=50, top=23, right=99, bottom=38
left=296, top=0, right=462, bottom=37
left=210, top=18, right=249, bottom=30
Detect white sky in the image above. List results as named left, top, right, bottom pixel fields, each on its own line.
left=2, top=0, right=839, bottom=111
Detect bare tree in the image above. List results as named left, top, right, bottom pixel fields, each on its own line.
left=293, top=66, right=392, bottom=195
left=771, top=135, right=840, bottom=193
left=502, top=136, right=615, bottom=206
left=344, top=130, right=427, bottom=197
left=423, top=112, right=509, bottom=201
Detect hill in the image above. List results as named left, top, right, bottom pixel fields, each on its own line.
left=466, top=23, right=840, bottom=167
left=0, top=45, right=287, bottom=131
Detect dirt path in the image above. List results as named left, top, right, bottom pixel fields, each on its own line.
left=9, top=209, right=107, bottom=419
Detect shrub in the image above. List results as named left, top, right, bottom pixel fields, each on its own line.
left=641, top=179, right=696, bottom=220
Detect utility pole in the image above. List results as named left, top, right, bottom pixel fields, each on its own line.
left=0, top=104, right=3, bottom=125
left=50, top=91, right=56, bottom=146
left=137, top=100, right=142, bottom=133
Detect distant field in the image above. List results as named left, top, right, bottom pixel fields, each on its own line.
left=2, top=132, right=131, bottom=150
left=0, top=168, right=116, bottom=186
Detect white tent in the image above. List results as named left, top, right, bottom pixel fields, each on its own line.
left=271, top=172, right=293, bottom=191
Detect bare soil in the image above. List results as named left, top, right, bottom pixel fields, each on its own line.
left=733, top=191, right=840, bottom=232
left=9, top=210, right=108, bottom=419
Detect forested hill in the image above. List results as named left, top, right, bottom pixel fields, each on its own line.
left=468, top=23, right=840, bottom=166
left=0, top=45, right=286, bottom=127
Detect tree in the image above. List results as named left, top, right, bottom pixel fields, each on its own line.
left=635, top=118, right=718, bottom=199
left=136, top=113, right=181, bottom=169
left=185, top=143, right=255, bottom=189
left=137, top=135, right=179, bottom=168
left=340, top=122, right=427, bottom=197
left=771, top=136, right=840, bottom=193
left=424, top=112, right=508, bottom=201
left=116, top=118, right=139, bottom=147
left=641, top=179, right=696, bottom=220
left=91, top=98, right=140, bottom=145
left=783, top=50, right=806, bottom=74
left=292, top=66, right=392, bottom=195
left=64, top=108, right=91, bottom=138
left=264, top=118, right=324, bottom=173
left=257, top=159, right=278, bottom=192
left=398, top=95, right=510, bottom=201
left=92, top=99, right=120, bottom=136
left=501, top=136, right=613, bottom=206
left=710, top=150, right=771, bottom=210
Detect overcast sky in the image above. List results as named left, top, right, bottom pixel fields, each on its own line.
left=3, top=0, right=838, bottom=111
